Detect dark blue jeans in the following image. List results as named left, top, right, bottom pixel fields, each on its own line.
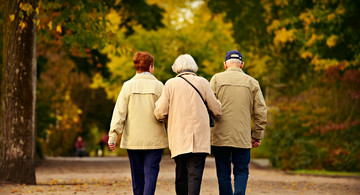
left=127, top=149, right=163, bottom=195
left=212, top=146, right=250, bottom=195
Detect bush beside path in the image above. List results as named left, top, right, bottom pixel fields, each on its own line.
left=0, top=156, right=359, bottom=194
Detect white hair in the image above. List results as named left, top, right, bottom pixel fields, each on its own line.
left=226, top=59, right=242, bottom=66
left=172, top=54, right=198, bottom=74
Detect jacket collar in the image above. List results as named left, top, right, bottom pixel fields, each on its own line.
left=176, top=71, right=196, bottom=77
left=226, top=66, right=244, bottom=73
left=132, top=73, right=157, bottom=80
left=136, top=71, right=152, bottom=75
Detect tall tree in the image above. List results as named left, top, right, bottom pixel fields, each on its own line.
left=0, top=0, right=38, bottom=184
left=0, top=0, right=166, bottom=183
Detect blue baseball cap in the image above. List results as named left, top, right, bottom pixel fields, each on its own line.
left=225, top=50, right=242, bottom=61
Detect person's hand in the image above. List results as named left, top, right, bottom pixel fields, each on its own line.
left=108, top=143, right=116, bottom=152
left=251, top=139, right=261, bottom=148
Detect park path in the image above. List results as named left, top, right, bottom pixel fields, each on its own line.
left=0, top=156, right=359, bottom=194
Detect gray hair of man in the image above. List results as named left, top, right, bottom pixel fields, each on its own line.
left=225, top=59, right=242, bottom=66
left=172, top=54, right=199, bottom=74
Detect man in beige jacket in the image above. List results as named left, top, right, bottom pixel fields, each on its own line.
left=108, top=51, right=167, bottom=195
left=210, top=50, right=267, bottom=195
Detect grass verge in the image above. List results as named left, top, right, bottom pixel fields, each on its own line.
left=290, top=170, right=360, bottom=177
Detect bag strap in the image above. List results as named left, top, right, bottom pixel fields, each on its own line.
left=178, top=75, right=207, bottom=106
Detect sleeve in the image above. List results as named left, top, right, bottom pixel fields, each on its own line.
left=156, top=81, right=164, bottom=99
left=252, top=82, right=267, bottom=139
left=209, top=75, right=217, bottom=95
left=108, top=84, right=129, bottom=144
left=154, top=83, right=170, bottom=121
left=205, top=79, right=222, bottom=118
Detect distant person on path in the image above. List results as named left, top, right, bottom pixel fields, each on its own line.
left=108, top=51, right=168, bottom=195
left=210, top=50, right=267, bottom=195
left=154, top=54, right=222, bottom=195
left=98, top=134, right=109, bottom=157
left=75, top=136, right=85, bottom=157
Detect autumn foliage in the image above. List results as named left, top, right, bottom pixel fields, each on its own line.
left=208, top=0, right=360, bottom=171
left=267, top=65, right=360, bottom=171
left=1, top=0, right=359, bottom=171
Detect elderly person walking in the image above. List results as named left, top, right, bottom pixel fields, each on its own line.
left=210, top=50, right=267, bottom=195
left=108, top=51, right=168, bottom=195
left=154, top=54, right=222, bottom=195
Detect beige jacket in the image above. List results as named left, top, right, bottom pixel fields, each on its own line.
left=210, top=67, right=267, bottom=148
left=108, top=74, right=168, bottom=149
left=154, top=72, right=222, bottom=158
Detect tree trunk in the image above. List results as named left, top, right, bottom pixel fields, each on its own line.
left=0, top=0, right=37, bottom=184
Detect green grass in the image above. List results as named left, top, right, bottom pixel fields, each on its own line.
left=290, top=170, right=360, bottom=177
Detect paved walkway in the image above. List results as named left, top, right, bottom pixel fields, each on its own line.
left=0, top=156, right=359, bottom=194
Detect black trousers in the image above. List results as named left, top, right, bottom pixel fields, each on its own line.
left=174, top=153, right=207, bottom=195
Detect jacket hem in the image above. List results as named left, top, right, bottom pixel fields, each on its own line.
left=120, top=145, right=168, bottom=150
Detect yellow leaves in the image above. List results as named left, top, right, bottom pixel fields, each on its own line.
left=274, top=0, right=289, bottom=7
left=56, top=25, right=62, bottom=33
left=36, top=187, right=44, bottom=192
left=306, top=35, right=317, bottom=47
left=327, top=5, right=345, bottom=21
left=73, top=116, right=80, bottom=123
left=301, top=51, right=313, bottom=59
left=65, top=94, right=70, bottom=101
left=16, top=3, right=34, bottom=31
left=327, top=13, right=336, bottom=21
left=262, top=0, right=273, bottom=23
left=313, top=107, right=329, bottom=115
left=106, top=9, right=121, bottom=33
left=326, top=35, right=338, bottom=48
left=115, top=0, right=121, bottom=6
left=246, top=52, right=271, bottom=79
left=46, top=130, right=52, bottom=135
left=77, top=109, right=83, bottom=115
left=267, top=19, right=281, bottom=33
left=90, top=73, right=107, bottom=89
left=48, top=21, right=53, bottom=30
left=34, top=19, right=41, bottom=30
left=9, top=14, right=15, bottom=21
left=273, top=27, right=297, bottom=46
left=310, top=56, right=339, bottom=71
left=50, top=179, right=58, bottom=185
left=299, top=12, right=315, bottom=32
left=306, top=34, right=324, bottom=47
left=336, top=6, right=345, bottom=15
left=19, top=21, right=26, bottom=30
left=20, top=2, right=34, bottom=13
left=56, top=115, right=63, bottom=121
left=301, top=121, right=313, bottom=128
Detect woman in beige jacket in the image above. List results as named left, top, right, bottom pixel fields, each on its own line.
left=154, top=54, right=222, bottom=195
left=108, top=51, right=168, bottom=195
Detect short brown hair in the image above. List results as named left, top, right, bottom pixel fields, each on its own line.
left=133, top=51, right=154, bottom=72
